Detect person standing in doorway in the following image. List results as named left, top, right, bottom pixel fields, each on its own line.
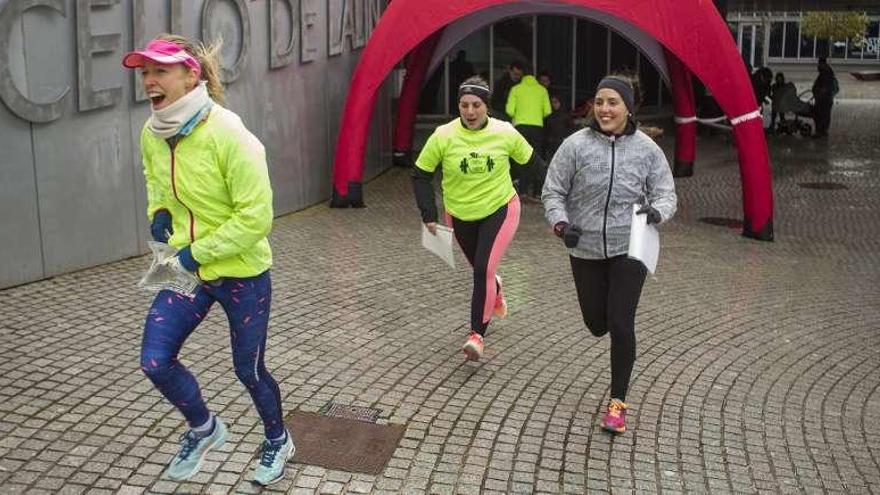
left=123, top=35, right=293, bottom=485
left=506, top=66, right=552, bottom=202
left=542, top=75, right=677, bottom=434
left=448, top=50, right=476, bottom=111
left=490, top=61, right=525, bottom=121
left=543, top=94, right=576, bottom=162
left=412, top=76, right=543, bottom=361
left=537, top=70, right=553, bottom=90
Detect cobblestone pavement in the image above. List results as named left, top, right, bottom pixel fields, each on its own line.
left=1, top=101, right=879, bottom=494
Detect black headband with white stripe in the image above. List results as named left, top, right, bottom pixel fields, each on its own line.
left=458, top=83, right=491, bottom=105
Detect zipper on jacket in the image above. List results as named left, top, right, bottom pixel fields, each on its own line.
left=601, top=137, right=616, bottom=259
left=168, top=141, right=200, bottom=278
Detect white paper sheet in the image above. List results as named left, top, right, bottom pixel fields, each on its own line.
left=421, top=224, right=456, bottom=269
left=628, top=204, right=660, bottom=274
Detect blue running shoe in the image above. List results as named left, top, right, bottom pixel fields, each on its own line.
left=164, top=417, right=228, bottom=481
left=253, top=429, right=295, bottom=486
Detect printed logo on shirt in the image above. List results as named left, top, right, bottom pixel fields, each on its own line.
left=459, top=152, right=495, bottom=174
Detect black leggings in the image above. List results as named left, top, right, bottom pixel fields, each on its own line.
left=570, top=255, right=647, bottom=401
left=448, top=196, right=520, bottom=336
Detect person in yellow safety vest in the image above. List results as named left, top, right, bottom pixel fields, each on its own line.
left=505, top=68, right=552, bottom=202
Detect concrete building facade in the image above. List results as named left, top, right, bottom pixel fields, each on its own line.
left=0, top=0, right=392, bottom=289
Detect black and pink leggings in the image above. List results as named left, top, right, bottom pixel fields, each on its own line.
left=446, top=195, right=521, bottom=336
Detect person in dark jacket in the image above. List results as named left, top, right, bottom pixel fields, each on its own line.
left=542, top=75, right=677, bottom=435
left=490, top=61, right=524, bottom=120
left=811, top=58, right=837, bottom=138
left=769, top=72, right=787, bottom=132
left=543, top=94, right=576, bottom=161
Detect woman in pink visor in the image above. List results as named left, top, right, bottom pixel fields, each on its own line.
left=122, top=35, right=291, bottom=486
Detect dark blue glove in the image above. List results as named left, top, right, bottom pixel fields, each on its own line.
left=636, top=204, right=662, bottom=225
left=150, top=209, right=173, bottom=242
left=176, top=246, right=200, bottom=272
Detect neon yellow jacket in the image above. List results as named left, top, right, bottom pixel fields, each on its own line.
left=141, top=105, right=273, bottom=281
left=505, top=75, right=552, bottom=127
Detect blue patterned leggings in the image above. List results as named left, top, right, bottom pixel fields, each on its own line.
left=140, top=271, right=284, bottom=439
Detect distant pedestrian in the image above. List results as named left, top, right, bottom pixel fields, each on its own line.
left=490, top=61, right=524, bottom=121
left=811, top=57, right=838, bottom=138
left=506, top=67, right=552, bottom=201
left=412, top=76, right=544, bottom=361
left=543, top=94, right=576, bottom=161
left=769, top=72, right=787, bottom=132
left=542, top=74, right=677, bottom=434
left=448, top=50, right=476, bottom=112
left=123, top=34, right=293, bottom=485
left=538, top=70, right=552, bottom=89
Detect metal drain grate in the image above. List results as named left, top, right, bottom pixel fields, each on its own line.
left=320, top=401, right=381, bottom=423
left=287, top=411, right=405, bottom=474
left=798, top=182, right=848, bottom=190
left=698, top=217, right=743, bottom=229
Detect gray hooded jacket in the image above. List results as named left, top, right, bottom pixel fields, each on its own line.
left=542, top=123, right=677, bottom=259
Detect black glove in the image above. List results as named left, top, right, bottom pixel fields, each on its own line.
left=554, top=222, right=581, bottom=248
left=150, top=209, right=173, bottom=242
left=564, top=224, right=582, bottom=248
left=636, top=204, right=662, bottom=225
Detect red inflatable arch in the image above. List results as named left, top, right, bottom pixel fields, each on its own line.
left=330, top=0, right=774, bottom=241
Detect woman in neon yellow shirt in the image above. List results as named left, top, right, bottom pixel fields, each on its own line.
left=412, top=76, right=544, bottom=361
left=123, top=34, right=291, bottom=485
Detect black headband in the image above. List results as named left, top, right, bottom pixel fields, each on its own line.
left=459, top=83, right=491, bottom=105
left=596, top=77, right=634, bottom=112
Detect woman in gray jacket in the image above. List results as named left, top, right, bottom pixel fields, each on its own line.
left=542, top=75, right=676, bottom=434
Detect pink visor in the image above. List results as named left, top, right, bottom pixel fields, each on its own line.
left=122, top=39, right=201, bottom=76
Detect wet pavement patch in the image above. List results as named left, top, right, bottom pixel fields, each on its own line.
left=698, top=217, right=744, bottom=229
left=798, top=182, right=849, bottom=190
left=286, top=411, right=405, bottom=474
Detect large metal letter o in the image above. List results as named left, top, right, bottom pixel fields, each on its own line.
left=201, top=0, right=251, bottom=84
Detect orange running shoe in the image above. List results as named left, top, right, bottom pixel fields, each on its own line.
left=461, top=331, right=484, bottom=361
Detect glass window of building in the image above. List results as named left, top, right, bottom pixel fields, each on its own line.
left=536, top=16, right=573, bottom=109
left=799, top=30, right=815, bottom=59
left=493, top=17, right=534, bottom=83
left=783, top=21, right=799, bottom=58
left=418, top=65, right=446, bottom=115
left=415, top=16, right=669, bottom=117
left=815, top=38, right=829, bottom=59
left=768, top=22, right=783, bottom=57
left=639, top=55, right=663, bottom=110
left=575, top=19, right=607, bottom=109
left=610, top=31, right=637, bottom=74
left=447, top=28, right=490, bottom=113
left=831, top=38, right=847, bottom=59
left=868, top=21, right=880, bottom=60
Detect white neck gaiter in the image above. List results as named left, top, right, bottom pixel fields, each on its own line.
left=148, top=81, right=212, bottom=139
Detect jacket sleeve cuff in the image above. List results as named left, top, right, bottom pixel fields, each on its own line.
left=547, top=210, right=568, bottom=228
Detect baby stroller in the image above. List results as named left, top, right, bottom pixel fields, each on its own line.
left=772, top=83, right=814, bottom=137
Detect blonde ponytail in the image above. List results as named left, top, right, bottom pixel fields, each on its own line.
left=156, top=33, right=225, bottom=104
